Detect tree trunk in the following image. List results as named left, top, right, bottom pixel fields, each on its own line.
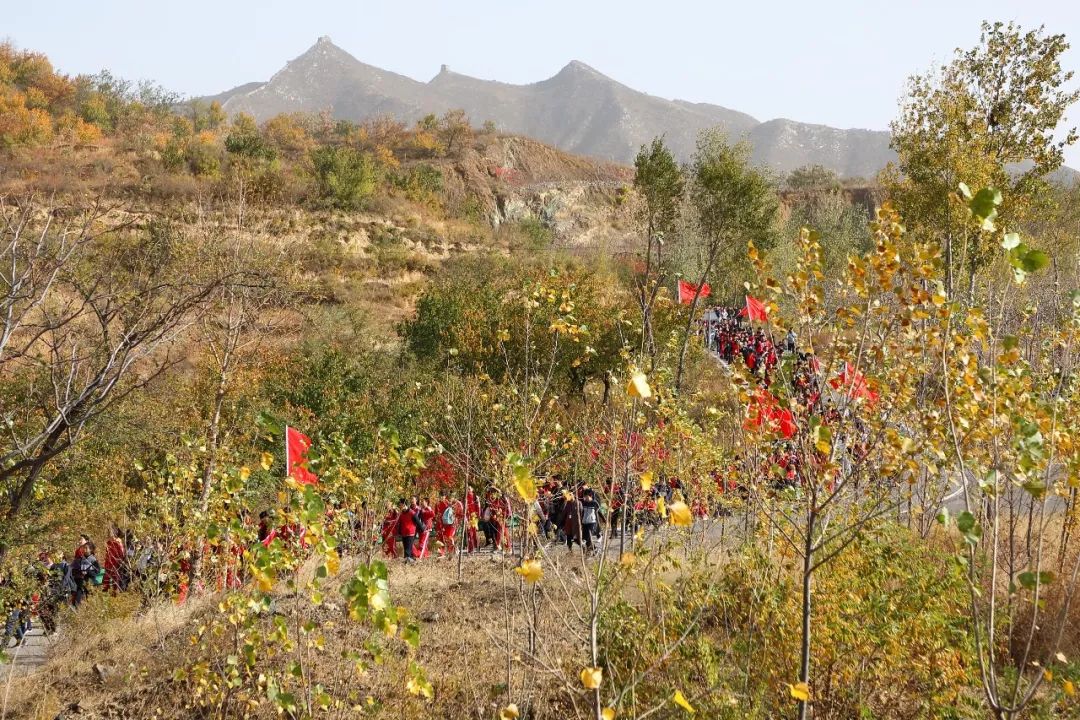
left=798, top=512, right=816, bottom=720
left=674, top=247, right=719, bottom=391
left=189, top=361, right=231, bottom=587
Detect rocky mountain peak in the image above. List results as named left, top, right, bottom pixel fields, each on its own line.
left=210, top=39, right=900, bottom=177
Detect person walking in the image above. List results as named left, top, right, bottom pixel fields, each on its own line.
left=103, top=524, right=127, bottom=592
left=395, top=499, right=420, bottom=564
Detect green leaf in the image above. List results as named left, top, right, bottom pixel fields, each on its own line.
left=956, top=511, right=976, bottom=533
left=1021, top=250, right=1050, bottom=272
left=1022, top=479, right=1047, bottom=499
left=936, top=507, right=951, bottom=527
left=1018, top=570, right=1056, bottom=591
left=956, top=511, right=982, bottom=545
left=1002, top=336, right=1019, bottom=350
left=968, top=187, right=1002, bottom=230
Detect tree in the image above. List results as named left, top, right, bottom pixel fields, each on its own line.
left=675, top=131, right=778, bottom=389
left=0, top=198, right=225, bottom=566
left=187, top=220, right=292, bottom=585
left=224, top=112, right=273, bottom=161
left=887, top=21, right=1079, bottom=298
left=310, top=145, right=381, bottom=209
left=785, top=164, right=841, bottom=192
left=633, top=137, right=684, bottom=367
left=437, top=109, right=471, bottom=156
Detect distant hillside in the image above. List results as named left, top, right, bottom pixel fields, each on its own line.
left=211, top=37, right=896, bottom=178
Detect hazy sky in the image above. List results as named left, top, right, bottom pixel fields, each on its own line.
left=5, top=0, right=1080, bottom=166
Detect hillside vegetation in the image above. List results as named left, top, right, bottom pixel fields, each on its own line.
left=2, top=21, right=1080, bottom=720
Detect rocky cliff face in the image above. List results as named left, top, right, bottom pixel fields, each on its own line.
left=214, top=37, right=897, bottom=177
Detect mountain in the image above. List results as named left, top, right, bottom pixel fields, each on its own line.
left=213, top=37, right=897, bottom=177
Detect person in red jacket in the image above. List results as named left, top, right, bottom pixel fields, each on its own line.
left=417, top=498, right=436, bottom=558
left=395, top=498, right=420, bottom=563
left=465, top=487, right=480, bottom=553
left=381, top=503, right=399, bottom=558
left=103, top=525, right=127, bottom=592
left=491, top=491, right=513, bottom=553
left=433, top=494, right=458, bottom=558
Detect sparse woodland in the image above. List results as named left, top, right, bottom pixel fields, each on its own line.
left=2, top=21, right=1080, bottom=720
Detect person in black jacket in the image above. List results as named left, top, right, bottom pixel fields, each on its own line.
left=72, top=541, right=101, bottom=607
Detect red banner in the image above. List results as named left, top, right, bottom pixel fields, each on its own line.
left=830, top=362, right=879, bottom=403
left=677, top=279, right=711, bottom=305
left=286, top=426, right=318, bottom=485
left=738, top=295, right=768, bottom=322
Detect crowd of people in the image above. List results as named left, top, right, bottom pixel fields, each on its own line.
left=362, top=475, right=704, bottom=563
left=2, top=525, right=147, bottom=649
left=1, top=306, right=878, bottom=654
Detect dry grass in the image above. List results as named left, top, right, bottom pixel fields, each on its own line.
left=5, top=551, right=598, bottom=720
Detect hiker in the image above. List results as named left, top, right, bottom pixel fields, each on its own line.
left=37, top=552, right=68, bottom=636
left=464, top=487, right=480, bottom=553
left=435, top=493, right=461, bottom=558
left=479, top=495, right=496, bottom=549
left=395, top=498, right=421, bottom=563
left=491, top=491, right=512, bottom=553
left=580, top=489, right=604, bottom=547
left=561, top=494, right=588, bottom=552
left=71, top=539, right=101, bottom=607
left=1, top=571, right=32, bottom=648
left=381, top=503, right=399, bottom=558
left=103, top=524, right=127, bottom=592
left=417, top=498, right=436, bottom=558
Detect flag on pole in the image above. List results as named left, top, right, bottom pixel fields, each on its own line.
left=677, top=279, right=711, bottom=305
left=285, top=426, right=318, bottom=485
left=829, top=362, right=879, bottom=403
left=744, top=388, right=798, bottom=438
left=738, top=295, right=768, bottom=323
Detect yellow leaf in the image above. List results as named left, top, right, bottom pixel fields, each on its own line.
left=580, top=666, right=603, bottom=689
left=1043, top=669, right=1053, bottom=682
left=384, top=622, right=398, bottom=638
left=789, top=682, right=811, bottom=702
left=260, top=452, right=273, bottom=471
left=513, top=466, right=538, bottom=503
left=239, top=466, right=251, bottom=481
left=255, top=571, right=273, bottom=593
left=672, top=689, right=695, bottom=714
left=640, top=471, right=654, bottom=491
left=656, top=496, right=667, bottom=518
left=669, top=501, right=693, bottom=528
left=514, top=559, right=544, bottom=584
left=1064, top=680, right=1075, bottom=696
left=500, top=704, right=520, bottom=720
left=814, top=439, right=831, bottom=455
left=627, top=372, right=652, bottom=399
left=325, top=550, right=340, bottom=576
left=369, top=590, right=388, bottom=611
left=619, top=553, right=637, bottom=568
left=602, top=708, right=616, bottom=720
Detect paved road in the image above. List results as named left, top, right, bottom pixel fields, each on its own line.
left=1, top=625, right=50, bottom=687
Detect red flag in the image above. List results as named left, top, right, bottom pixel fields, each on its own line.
left=744, top=388, right=798, bottom=438
left=677, top=279, right=711, bottom=305
left=285, top=426, right=318, bottom=485
left=738, top=295, right=768, bottom=322
left=830, top=363, right=879, bottom=403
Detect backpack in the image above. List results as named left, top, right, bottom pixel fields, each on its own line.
left=441, top=506, right=456, bottom=526
left=582, top=505, right=598, bottom=525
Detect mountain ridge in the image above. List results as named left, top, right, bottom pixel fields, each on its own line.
left=209, top=37, right=1076, bottom=182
